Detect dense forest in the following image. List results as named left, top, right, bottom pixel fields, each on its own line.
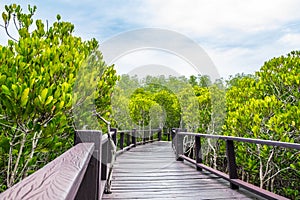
left=0, top=4, right=299, bottom=199
left=112, top=56, right=299, bottom=198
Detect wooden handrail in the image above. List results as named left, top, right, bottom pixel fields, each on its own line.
left=177, top=131, right=300, bottom=150
left=114, top=128, right=162, bottom=155
left=0, top=128, right=162, bottom=200
left=172, top=129, right=294, bottom=200
left=0, top=143, right=94, bottom=200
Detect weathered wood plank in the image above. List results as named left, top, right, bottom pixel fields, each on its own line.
left=0, top=143, right=94, bottom=200
left=103, top=141, right=265, bottom=200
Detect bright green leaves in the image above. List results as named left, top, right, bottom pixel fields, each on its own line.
left=1, top=85, right=10, bottom=96
left=40, top=88, right=48, bottom=104
left=20, top=88, right=29, bottom=107
left=256, top=51, right=300, bottom=105
left=36, top=88, right=56, bottom=110
left=223, top=52, right=300, bottom=198
left=151, top=88, right=180, bottom=131
left=0, top=3, right=118, bottom=191
left=45, top=96, right=53, bottom=106
left=129, top=92, right=157, bottom=126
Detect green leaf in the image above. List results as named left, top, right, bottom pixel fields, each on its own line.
left=21, top=88, right=30, bottom=107
left=45, top=95, right=53, bottom=106
left=11, top=84, right=18, bottom=97
left=1, top=85, right=10, bottom=95
left=0, top=135, right=10, bottom=152
left=56, top=14, right=61, bottom=21
left=2, top=12, right=7, bottom=22
left=58, top=101, right=64, bottom=109
left=41, top=88, right=48, bottom=103
left=290, top=164, right=296, bottom=170
left=40, top=148, right=49, bottom=153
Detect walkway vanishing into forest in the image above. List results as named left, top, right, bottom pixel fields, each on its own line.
left=102, top=141, right=264, bottom=200
left=2, top=129, right=295, bottom=199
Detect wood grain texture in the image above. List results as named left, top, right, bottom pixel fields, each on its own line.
left=74, top=130, right=102, bottom=200
left=103, top=141, right=265, bottom=200
left=0, top=143, right=94, bottom=200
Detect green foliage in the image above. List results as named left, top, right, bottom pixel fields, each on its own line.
left=0, top=4, right=118, bottom=191
left=153, top=89, right=181, bottom=131
left=112, top=75, right=185, bottom=132
left=223, top=51, right=300, bottom=198
left=72, top=50, right=119, bottom=130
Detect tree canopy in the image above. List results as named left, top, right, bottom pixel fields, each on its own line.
left=0, top=4, right=118, bottom=191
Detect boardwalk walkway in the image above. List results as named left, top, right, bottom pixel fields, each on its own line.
left=103, top=141, right=264, bottom=199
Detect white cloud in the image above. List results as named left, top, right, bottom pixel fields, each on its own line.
left=278, top=33, right=300, bottom=48
left=104, top=0, right=300, bottom=78
left=205, top=47, right=256, bottom=79
left=1, top=0, right=300, bottom=78
left=141, top=0, right=300, bottom=35
left=113, top=49, right=199, bottom=78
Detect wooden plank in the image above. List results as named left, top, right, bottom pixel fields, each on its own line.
left=0, top=143, right=94, bottom=200
left=103, top=189, right=258, bottom=199
left=103, top=141, right=265, bottom=200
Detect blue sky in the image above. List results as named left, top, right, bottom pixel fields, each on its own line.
left=1, top=0, right=300, bottom=79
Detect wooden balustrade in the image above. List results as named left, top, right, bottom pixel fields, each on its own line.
left=172, top=129, right=300, bottom=200
left=114, top=128, right=162, bottom=155
left=2, top=127, right=295, bottom=200
left=0, top=142, right=95, bottom=200
left=0, top=128, right=162, bottom=200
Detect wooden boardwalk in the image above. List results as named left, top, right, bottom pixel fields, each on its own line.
left=103, top=141, right=264, bottom=200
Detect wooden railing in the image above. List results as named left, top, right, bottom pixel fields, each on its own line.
left=112, top=128, right=162, bottom=155
left=172, top=128, right=300, bottom=200
left=0, top=128, right=162, bottom=200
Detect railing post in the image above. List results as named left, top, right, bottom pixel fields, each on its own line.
left=171, top=128, right=176, bottom=141
left=226, top=140, right=239, bottom=189
left=111, top=128, right=117, bottom=145
left=143, top=130, right=146, bottom=144
left=150, top=130, right=154, bottom=142
left=126, top=133, right=131, bottom=146
left=101, top=135, right=108, bottom=181
left=132, top=128, right=136, bottom=147
left=120, top=132, right=124, bottom=150
left=173, top=128, right=184, bottom=161
left=74, top=130, right=102, bottom=200
left=195, top=135, right=202, bottom=171
left=104, top=128, right=117, bottom=183
left=158, top=128, right=162, bottom=141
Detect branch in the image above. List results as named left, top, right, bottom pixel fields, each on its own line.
left=263, top=148, right=274, bottom=180
left=0, top=122, right=23, bottom=132
left=7, top=142, right=13, bottom=187
left=18, top=130, right=41, bottom=180
left=207, top=138, right=217, bottom=169
left=257, top=144, right=264, bottom=188
left=3, top=23, right=18, bottom=42
left=9, top=133, right=26, bottom=186
left=13, top=14, right=20, bottom=31
left=263, top=167, right=291, bottom=185
left=0, top=17, right=18, bottom=42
